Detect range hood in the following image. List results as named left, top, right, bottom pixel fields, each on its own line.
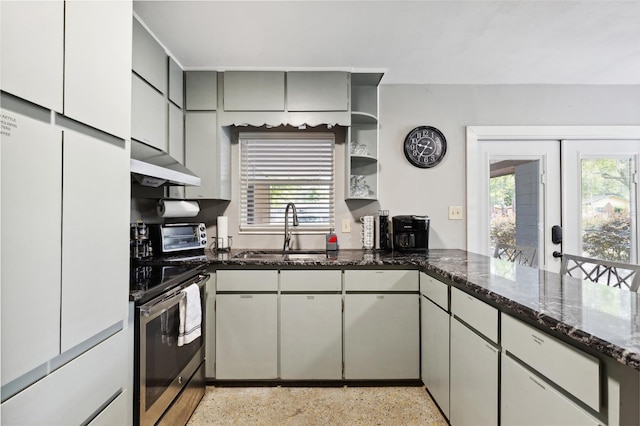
left=130, top=140, right=201, bottom=187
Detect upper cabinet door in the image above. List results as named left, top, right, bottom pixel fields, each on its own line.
left=168, top=57, right=184, bottom=107
left=64, top=1, right=132, bottom=139
left=223, top=71, right=285, bottom=111
left=186, top=71, right=218, bottom=111
left=0, top=1, right=64, bottom=112
left=287, top=72, right=348, bottom=111
left=133, top=18, right=168, bottom=94
left=132, top=73, right=168, bottom=151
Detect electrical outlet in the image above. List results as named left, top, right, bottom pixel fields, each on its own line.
left=449, top=206, right=463, bottom=220
left=342, top=219, right=351, bottom=233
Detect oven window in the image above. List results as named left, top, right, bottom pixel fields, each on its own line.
left=145, top=301, right=202, bottom=409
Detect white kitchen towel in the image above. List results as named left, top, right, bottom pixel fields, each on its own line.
left=178, top=283, right=202, bottom=346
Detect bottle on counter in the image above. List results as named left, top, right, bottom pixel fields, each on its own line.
left=326, top=228, right=339, bottom=252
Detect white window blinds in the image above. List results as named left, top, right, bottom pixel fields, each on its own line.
left=240, top=132, right=335, bottom=232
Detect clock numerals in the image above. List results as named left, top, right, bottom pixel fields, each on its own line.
left=403, top=126, right=447, bottom=169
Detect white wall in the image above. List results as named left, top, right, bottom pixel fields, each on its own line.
left=379, top=84, right=640, bottom=249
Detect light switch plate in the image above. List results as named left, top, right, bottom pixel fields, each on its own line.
left=449, top=206, right=463, bottom=220
left=342, top=219, right=351, bottom=233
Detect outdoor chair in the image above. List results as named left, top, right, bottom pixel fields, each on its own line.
left=494, top=244, right=537, bottom=267
left=560, top=253, right=640, bottom=292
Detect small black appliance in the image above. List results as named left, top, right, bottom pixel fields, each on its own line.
left=392, top=215, right=430, bottom=252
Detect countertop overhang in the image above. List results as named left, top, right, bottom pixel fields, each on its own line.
left=194, top=248, right=640, bottom=371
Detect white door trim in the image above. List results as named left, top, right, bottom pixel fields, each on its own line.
left=466, top=126, right=640, bottom=256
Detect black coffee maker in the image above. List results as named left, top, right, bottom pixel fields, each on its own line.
left=392, top=215, right=430, bottom=252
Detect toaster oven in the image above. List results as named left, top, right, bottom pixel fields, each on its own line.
left=148, top=223, right=208, bottom=256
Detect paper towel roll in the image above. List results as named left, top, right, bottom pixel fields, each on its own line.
left=217, top=216, right=229, bottom=248
left=157, top=200, right=200, bottom=218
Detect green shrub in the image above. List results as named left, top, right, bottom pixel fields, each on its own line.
left=490, top=215, right=516, bottom=248
left=582, top=215, right=631, bottom=262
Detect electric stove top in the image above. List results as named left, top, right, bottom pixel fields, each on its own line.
left=129, top=262, right=207, bottom=304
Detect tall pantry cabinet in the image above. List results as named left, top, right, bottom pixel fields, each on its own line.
left=1, top=1, right=132, bottom=424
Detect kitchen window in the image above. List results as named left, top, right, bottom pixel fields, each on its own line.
left=239, top=132, right=335, bottom=232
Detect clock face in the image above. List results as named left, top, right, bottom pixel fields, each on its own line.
left=403, top=126, right=447, bottom=168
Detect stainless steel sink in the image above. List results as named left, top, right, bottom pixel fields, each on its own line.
left=233, top=250, right=327, bottom=260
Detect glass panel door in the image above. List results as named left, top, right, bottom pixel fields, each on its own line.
left=473, top=140, right=561, bottom=271
left=562, top=140, right=640, bottom=264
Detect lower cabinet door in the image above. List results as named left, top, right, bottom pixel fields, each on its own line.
left=450, top=318, right=499, bottom=426
left=501, top=354, right=599, bottom=426
left=421, top=296, right=450, bottom=419
left=344, top=294, right=419, bottom=379
left=215, top=294, right=278, bottom=379
left=280, top=294, right=342, bottom=380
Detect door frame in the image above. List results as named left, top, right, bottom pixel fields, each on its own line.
left=466, top=126, right=640, bottom=262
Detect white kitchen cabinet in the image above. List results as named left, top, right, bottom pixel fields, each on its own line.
left=501, top=354, right=599, bottom=426
left=450, top=317, right=499, bottom=426
left=1, top=330, right=127, bottom=426
left=279, top=270, right=342, bottom=380
left=286, top=72, right=349, bottom=111
left=168, top=57, right=184, bottom=108
left=132, top=73, right=168, bottom=152
left=223, top=71, right=285, bottom=111
left=205, top=275, right=216, bottom=378
left=166, top=103, right=186, bottom=199
left=185, top=111, right=231, bottom=200
left=451, top=286, right=498, bottom=343
left=0, top=0, right=64, bottom=112
left=61, top=130, right=129, bottom=352
left=344, top=269, right=418, bottom=292
left=1, top=104, right=62, bottom=386
left=215, top=294, right=278, bottom=379
left=280, top=294, right=343, bottom=380
left=186, top=71, right=218, bottom=111
left=132, top=17, right=167, bottom=94
left=346, top=73, right=382, bottom=201
left=344, top=293, right=419, bottom=379
left=502, top=313, right=600, bottom=411
left=421, top=296, right=450, bottom=419
left=64, top=1, right=131, bottom=139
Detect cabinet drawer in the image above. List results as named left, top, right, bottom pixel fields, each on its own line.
left=450, top=287, right=498, bottom=343
left=1, top=331, right=127, bottom=425
left=280, top=270, right=341, bottom=292
left=501, top=314, right=600, bottom=411
left=216, top=270, right=278, bottom=292
left=420, top=272, right=448, bottom=310
left=502, top=354, right=599, bottom=425
left=344, top=269, right=418, bottom=291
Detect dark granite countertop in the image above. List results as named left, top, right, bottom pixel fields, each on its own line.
left=204, top=248, right=640, bottom=371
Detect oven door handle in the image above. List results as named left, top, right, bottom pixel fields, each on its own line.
left=141, top=291, right=185, bottom=317
left=140, top=273, right=209, bottom=318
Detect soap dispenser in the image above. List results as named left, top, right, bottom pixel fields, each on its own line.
left=326, top=228, right=339, bottom=252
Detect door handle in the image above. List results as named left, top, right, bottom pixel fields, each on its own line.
left=551, top=225, right=562, bottom=244
left=553, top=251, right=563, bottom=258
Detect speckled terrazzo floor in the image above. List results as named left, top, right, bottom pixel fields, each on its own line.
left=187, top=386, right=448, bottom=425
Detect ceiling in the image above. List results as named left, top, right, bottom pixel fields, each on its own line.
left=133, top=0, right=640, bottom=85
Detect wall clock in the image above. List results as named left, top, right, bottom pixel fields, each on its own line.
left=403, top=126, right=447, bottom=168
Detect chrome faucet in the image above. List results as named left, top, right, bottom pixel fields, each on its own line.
left=283, top=202, right=299, bottom=252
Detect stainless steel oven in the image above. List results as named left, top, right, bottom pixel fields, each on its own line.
left=133, top=265, right=209, bottom=426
